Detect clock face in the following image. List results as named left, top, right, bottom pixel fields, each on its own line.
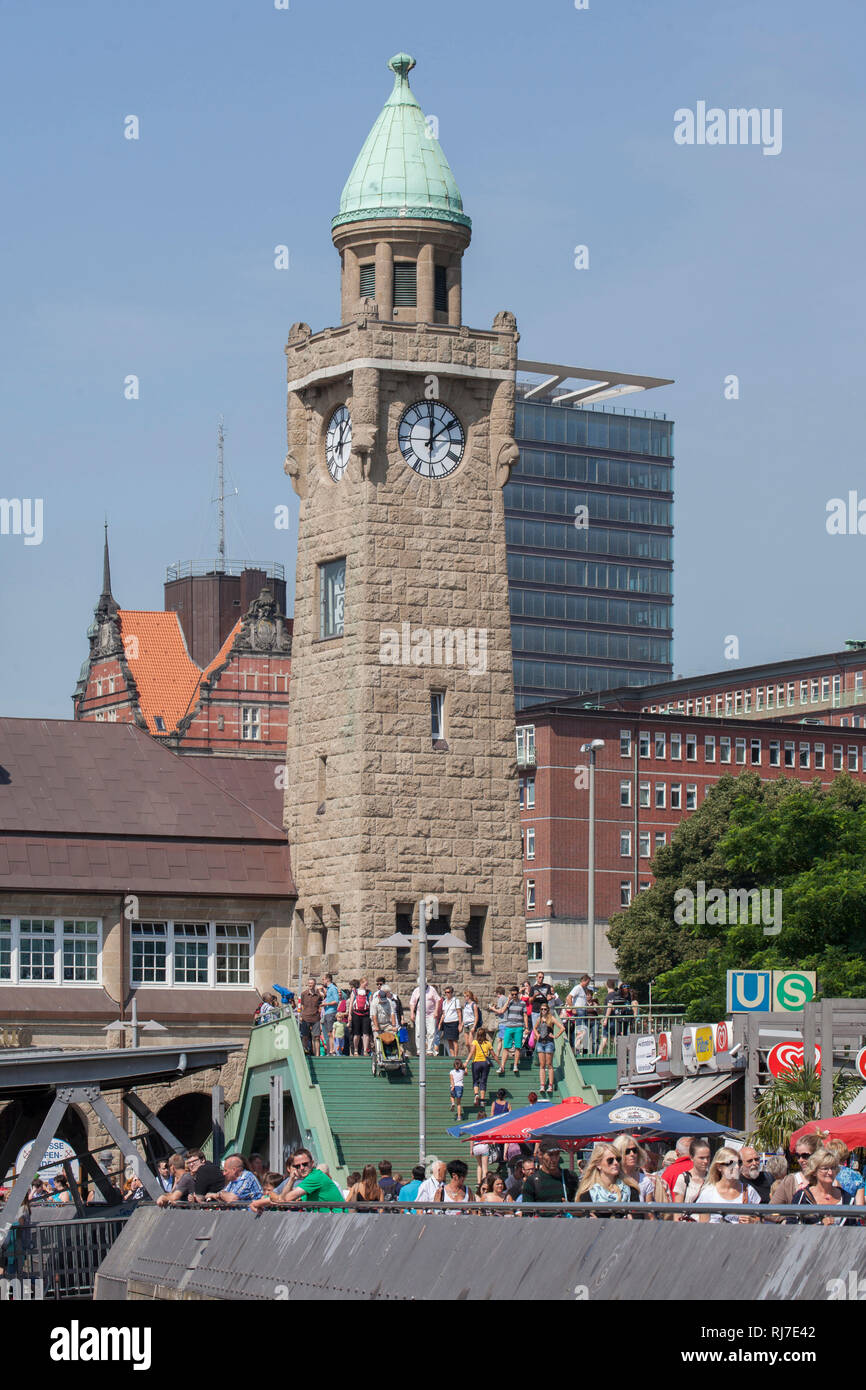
left=325, top=405, right=352, bottom=481
left=398, top=400, right=465, bottom=478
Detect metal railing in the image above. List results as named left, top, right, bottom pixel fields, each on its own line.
left=565, top=1008, right=686, bottom=1055
left=1, top=1210, right=134, bottom=1299
left=152, top=1198, right=861, bottom=1223
left=164, top=560, right=286, bottom=582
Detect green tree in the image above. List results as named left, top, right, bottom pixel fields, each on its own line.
left=607, top=773, right=866, bottom=1020
left=749, top=1065, right=862, bottom=1152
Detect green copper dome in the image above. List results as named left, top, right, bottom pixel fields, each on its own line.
left=333, top=53, right=471, bottom=231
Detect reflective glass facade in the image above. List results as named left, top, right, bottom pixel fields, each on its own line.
left=509, top=395, right=674, bottom=709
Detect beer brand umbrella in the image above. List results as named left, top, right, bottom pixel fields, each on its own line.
left=460, top=1096, right=591, bottom=1144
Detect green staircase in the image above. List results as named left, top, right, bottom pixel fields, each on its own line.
left=309, top=1054, right=561, bottom=1178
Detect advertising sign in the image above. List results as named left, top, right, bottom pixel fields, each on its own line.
left=13, top=1138, right=76, bottom=1183
left=767, top=1041, right=821, bottom=1078
left=693, top=1025, right=715, bottom=1065
left=634, top=1035, right=656, bottom=1075
left=656, top=1031, right=672, bottom=1075
left=855, top=1047, right=866, bottom=1082
left=715, top=1020, right=730, bottom=1053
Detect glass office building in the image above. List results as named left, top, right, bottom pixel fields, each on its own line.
left=507, top=390, right=674, bottom=709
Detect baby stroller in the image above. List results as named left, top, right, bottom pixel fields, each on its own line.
left=372, top=1027, right=408, bottom=1077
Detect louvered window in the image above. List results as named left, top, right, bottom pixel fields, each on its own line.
left=393, top=262, right=417, bottom=306
left=434, top=265, right=448, bottom=311
left=359, top=263, right=375, bottom=298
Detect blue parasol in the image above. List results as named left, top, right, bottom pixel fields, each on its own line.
left=525, top=1091, right=730, bottom=1141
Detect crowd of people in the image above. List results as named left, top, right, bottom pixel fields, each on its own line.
left=6, top=1126, right=862, bottom=1226
left=22, top=1127, right=844, bottom=1224
left=255, top=971, right=643, bottom=1068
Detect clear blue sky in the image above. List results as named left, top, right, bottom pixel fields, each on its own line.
left=2, top=0, right=864, bottom=717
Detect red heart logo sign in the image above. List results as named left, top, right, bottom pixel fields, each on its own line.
left=767, top=1041, right=821, bottom=1078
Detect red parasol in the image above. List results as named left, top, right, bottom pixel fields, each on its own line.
left=788, top=1115, right=866, bottom=1150
left=464, top=1096, right=591, bottom=1144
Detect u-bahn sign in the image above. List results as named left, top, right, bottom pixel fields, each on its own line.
left=726, top=970, right=816, bottom=1013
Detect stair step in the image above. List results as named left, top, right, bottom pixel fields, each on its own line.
left=307, top=1055, right=561, bottom=1177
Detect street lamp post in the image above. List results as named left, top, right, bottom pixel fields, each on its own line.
left=580, top=739, right=605, bottom=987
left=380, top=899, right=471, bottom=1163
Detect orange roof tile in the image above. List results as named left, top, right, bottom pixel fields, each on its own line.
left=199, top=620, right=242, bottom=685
left=118, top=611, right=203, bottom=736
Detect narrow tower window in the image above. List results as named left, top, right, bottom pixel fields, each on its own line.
left=431, top=691, right=445, bottom=746
left=319, top=558, right=345, bottom=639
left=359, top=263, right=375, bottom=298
left=434, top=265, right=448, bottom=312
left=393, top=262, right=417, bottom=306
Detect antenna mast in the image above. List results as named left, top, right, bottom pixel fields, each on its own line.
left=217, top=416, right=225, bottom=570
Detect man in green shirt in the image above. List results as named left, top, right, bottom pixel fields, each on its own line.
left=272, top=1149, right=346, bottom=1212
left=520, top=1140, right=578, bottom=1215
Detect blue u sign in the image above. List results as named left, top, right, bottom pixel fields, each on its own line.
left=726, top=970, right=772, bottom=1013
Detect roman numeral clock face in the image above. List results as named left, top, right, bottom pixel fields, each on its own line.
left=398, top=400, right=465, bottom=479
left=325, top=405, right=352, bottom=481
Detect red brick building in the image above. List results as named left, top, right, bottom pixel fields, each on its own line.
left=518, top=674, right=866, bottom=980
left=74, top=531, right=292, bottom=759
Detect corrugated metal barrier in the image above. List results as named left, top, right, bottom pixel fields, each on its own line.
left=94, top=1205, right=866, bottom=1302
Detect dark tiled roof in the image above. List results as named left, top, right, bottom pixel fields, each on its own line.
left=185, top=757, right=286, bottom=833
left=0, top=719, right=294, bottom=897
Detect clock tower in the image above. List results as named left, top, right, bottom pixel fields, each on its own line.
left=283, top=53, right=525, bottom=988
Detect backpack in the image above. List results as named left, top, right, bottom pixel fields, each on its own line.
left=475, top=1004, right=484, bottom=1027
left=352, top=989, right=369, bottom=1016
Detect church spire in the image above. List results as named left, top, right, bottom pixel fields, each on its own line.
left=102, top=519, right=113, bottom=599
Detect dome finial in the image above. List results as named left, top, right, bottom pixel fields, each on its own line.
left=388, top=52, right=415, bottom=81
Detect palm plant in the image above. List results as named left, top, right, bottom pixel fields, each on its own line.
left=749, top=1065, right=863, bottom=1151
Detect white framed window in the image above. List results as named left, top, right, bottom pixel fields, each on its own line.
left=856, top=673, right=864, bottom=695
left=787, top=683, right=795, bottom=707
left=686, top=734, right=697, bottom=761
left=685, top=785, right=697, bottom=811
left=639, top=781, right=650, bottom=808
left=822, top=678, right=830, bottom=701
left=744, top=690, right=752, bottom=713
left=784, top=741, right=795, bottom=768
left=799, top=743, right=810, bottom=769
left=639, top=730, right=650, bottom=759
left=620, top=830, right=632, bottom=857
left=527, top=940, right=543, bottom=963
left=320, top=557, right=346, bottom=639
left=670, top=732, right=682, bottom=760
left=0, top=917, right=101, bottom=985
left=654, top=732, right=666, bottom=759
left=525, top=776, right=535, bottom=808
left=848, top=746, right=859, bottom=772
left=833, top=676, right=842, bottom=707
left=655, top=782, right=666, bottom=809
left=518, top=778, right=525, bottom=808
left=720, top=737, right=731, bottom=764
left=96, top=678, right=104, bottom=696
left=686, top=700, right=694, bottom=716
left=620, top=729, right=632, bottom=757
left=769, top=740, right=780, bottom=767
left=735, top=738, right=746, bottom=765
left=654, top=832, right=667, bottom=850
left=526, top=880, right=536, bottom=911
left=241, top=706, right=261, bottom=741
left=704, top=735, right=716, bottom=763
left=620, top=881, right=632, bottom=908
left=800, top=681, right=809, bottom=703
left=814, top=743, right=825, bottom=770
left=620, top=780, right=632, bottom=807
left=767, top=688, right=775, bottom=710
left=811, top=680, right=819, bottom=703
left=750, top=739, right=762, bottom=765
left=671, top=783, right=682, bottom=810
left=639, top=832, right=651, bottom=858
left=131, top=920, right=252, bottom=988
left=833, top=745, right=843, bottom=771
left=735, top=692, right=743, bottom=714
left=724, top=693, right=732, bottom=716
left=516, top=725, right=536, bottom=765
left=525, top=826, right=535, bottom=860
left=756, top=688, right=764, bottom=711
